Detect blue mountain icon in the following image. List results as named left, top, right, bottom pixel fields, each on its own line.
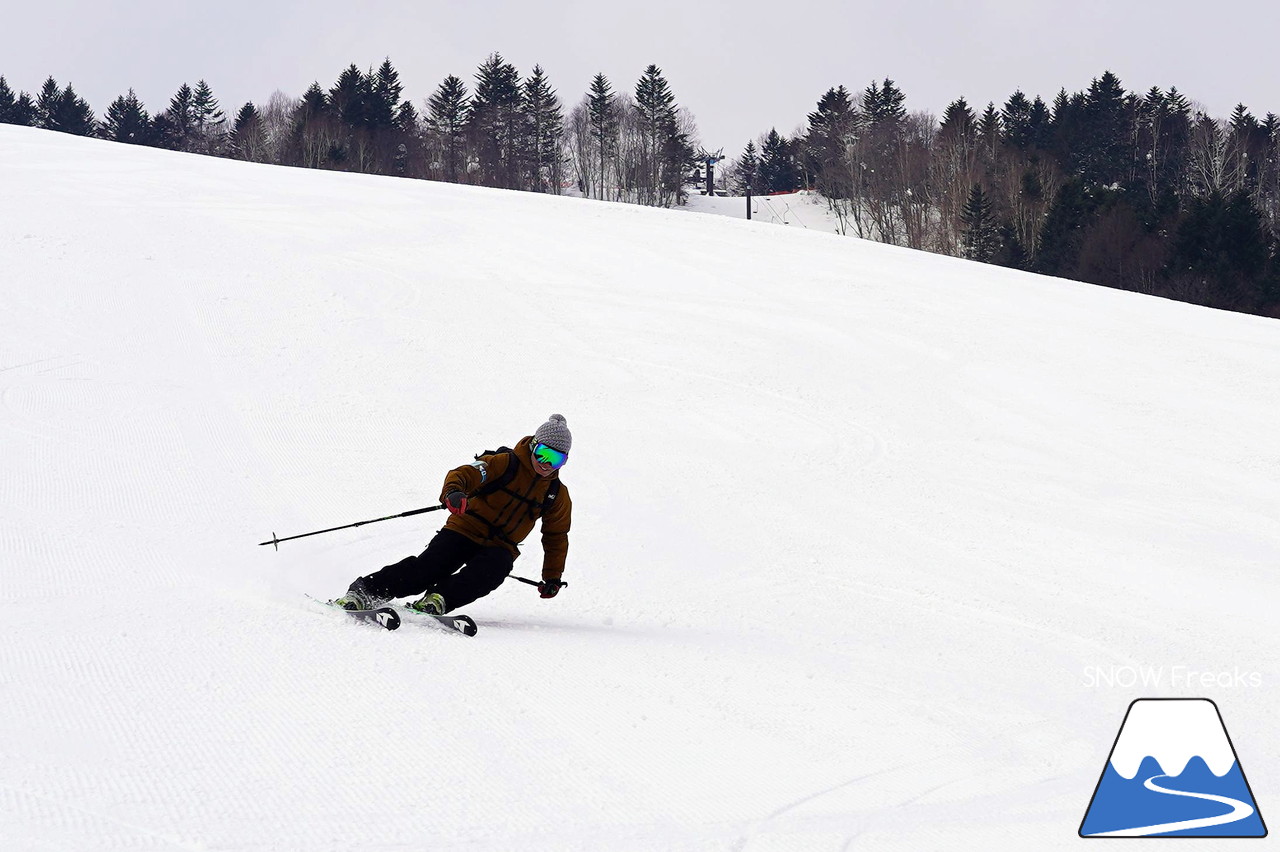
left=1080, top=699, right=1266, bottom=837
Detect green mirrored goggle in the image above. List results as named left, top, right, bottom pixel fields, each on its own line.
left=532, top=442, right=568, bottom=469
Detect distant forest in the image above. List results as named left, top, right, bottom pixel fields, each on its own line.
left=2, top=59, right=1277, bottom=317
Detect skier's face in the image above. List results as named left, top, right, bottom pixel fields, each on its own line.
left=530, top=454, right=556, bottom=477
left=529, top=440, right=566, bottom=477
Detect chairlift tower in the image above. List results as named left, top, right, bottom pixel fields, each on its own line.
left=698, top=147, right=724, bottom=196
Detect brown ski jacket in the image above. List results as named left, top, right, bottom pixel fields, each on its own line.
left=439, top=437, right=572, bottom=581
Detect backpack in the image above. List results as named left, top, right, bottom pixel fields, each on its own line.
left=473, top=446, right=561, bottom=512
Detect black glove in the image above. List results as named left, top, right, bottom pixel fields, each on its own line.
left=444, top=491, right=468, bottom=515
left=538, top=579, right=565, bottom=599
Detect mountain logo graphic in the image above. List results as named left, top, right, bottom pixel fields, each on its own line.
left=1080, top=698, right=1267, bottom=838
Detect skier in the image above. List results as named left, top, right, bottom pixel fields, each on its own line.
left=335, top=414, right=573, bottom=615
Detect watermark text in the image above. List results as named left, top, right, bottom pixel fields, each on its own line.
left=1083, top=665, right=1262, bottom=689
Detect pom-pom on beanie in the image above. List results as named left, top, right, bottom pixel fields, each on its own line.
left=534, top=414, right=572, bottom=453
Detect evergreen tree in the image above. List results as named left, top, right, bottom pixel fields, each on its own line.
left=1035, top=179, right=1094, bottom=277
left=1000, top=90, right=1034, bottom=149
left=862, top=78, right=906, bottom=127
left=192, top=80, right=226, bottom=154
left=428, top=74, right=470, bottom=182
left=860, top=79, right=909, bottom=242
left=149, top=113, right=177, bottom=151
left=1262, top=113, right=1279, bottom=141
left=469, top=53, right=522, bottom=189
left=633, top=64, right=690, bottom=206
left=1229, top=103, right=1258, bottom=136
left=1149, top=86, right=1193, bottom=199
left=329, top=65, right=370, bottom=129
left=977, top=102, right=1001, bottom=160
left=1049, top=88, right=1083, bottom=168
left=758, top=128, right=800, bottom=192
left=634, top=65, right=674, bottom=199
left=585, top=73, right=617, bottom=199
left=1165, top=87, right=1192, bottom=117
left=1169, top=190, right=1270, bottom=310
left=0, top=77, right=18, bottom=124
left=938, top=97, right=976, bottom=147
left=1077, top=71, right=1132, bottom=186
left=35, top=78, right=95, bottom=136
left=808, top=85, right=857, bottom=137
left=102, top=89, right=151, bottom=144
left=396, top=100, right=419, bottom=133
left=35, top=77, right=62, bottom=129
left=392, top=98, right=422, bottom=177
left=369, top=58, right=404, bottom=130
left=804, top=85, right=858, bottom=199
left=1027, top=96, right=1053, bottom=149
left=661, top=117, right=698, bottom=206
left=996, top=223, right=1031, bottom=270
left=806, top=87, right=839, bottom=130
left=1229, top=103, right=1267, bottom=192
left=290, top=82, right=334, bottom=169
left=326, top=64, right=384, bottom=170
left=8, top=91, right=37, bottom=127
left=229, top=101, right=267, bottom=161
left=299, top=82, right=328, bottom=119
left=733, top=140, right=761, bottom=194
left=960, top=183, right=1001, bottom=261
left=0, top=77, right=37, bottom=126
left=160, top=83, right=197, bottom=150
left=357, top=59, right=412, bottom=174
left=522, top=65, right=564, bottom=193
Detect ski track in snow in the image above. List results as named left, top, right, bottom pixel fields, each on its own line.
left=2, top=126, right=1278, bottom=850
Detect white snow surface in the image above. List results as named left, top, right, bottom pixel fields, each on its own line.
left=2, top=124, right=1278, bottom=850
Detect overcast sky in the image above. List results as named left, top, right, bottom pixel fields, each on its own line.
left=4, top=1, right=1278, bottom=155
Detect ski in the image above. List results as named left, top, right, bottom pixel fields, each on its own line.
left=306, top=594, right=474, bottom=635
left=402, top=606, right=478, bottom=637
left=307, top=594, right=401, bottom=630
left=342, top=605, right=402, bottom=630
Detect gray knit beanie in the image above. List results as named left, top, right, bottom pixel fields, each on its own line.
left=534, top=413, right=572, bottom=453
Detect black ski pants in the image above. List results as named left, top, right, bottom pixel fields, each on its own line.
left=358, top=528, right=513, bottom=612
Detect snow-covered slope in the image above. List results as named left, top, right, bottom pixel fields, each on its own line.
left=681, top=189, right=843, bottom=232
left=2, top=125, right=1277, bottom=851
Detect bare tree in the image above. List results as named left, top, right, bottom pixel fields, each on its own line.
left=568, top=98, right=598, bottom=198
left=929, top=97, right=989, bottom=254
left=1258, top=118, right=1280, bottom=241
left=260, top=90, right=298, bottom=165
left=1187, top=114, right=1240, bottom=197
left=993, top=152, right=1061, bottom=265
left=896, top=112, right=934, bottom=249
left=611, top=97, right=639, bottom=203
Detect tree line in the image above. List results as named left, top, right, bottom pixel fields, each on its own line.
left=731, top=73, right=1279, bottom=316
left=0, top=55, right=697, bottom=207
left=2, top=63, right=1277, bottom=316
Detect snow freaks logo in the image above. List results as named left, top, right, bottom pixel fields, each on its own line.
left=1079, top=699, right=1267, bottom=838
left=1083, top=665, right=1262, bottom=690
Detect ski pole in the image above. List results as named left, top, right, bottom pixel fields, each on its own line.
left=259, top=504, right=445, bottom=550
left=512, top=576, right=568, bottom=589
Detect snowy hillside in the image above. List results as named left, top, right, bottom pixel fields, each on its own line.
left=680, top=189, right=843, bottom=232
left=2, top=124, right=1277, bottom=851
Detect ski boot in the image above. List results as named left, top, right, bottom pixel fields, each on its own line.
left=333, top=579, right=381, bottom=611
left=407, top=591, right=446, bottom=616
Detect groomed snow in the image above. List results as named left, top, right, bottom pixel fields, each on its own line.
left=2, top=124, right=1277, bottom=850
